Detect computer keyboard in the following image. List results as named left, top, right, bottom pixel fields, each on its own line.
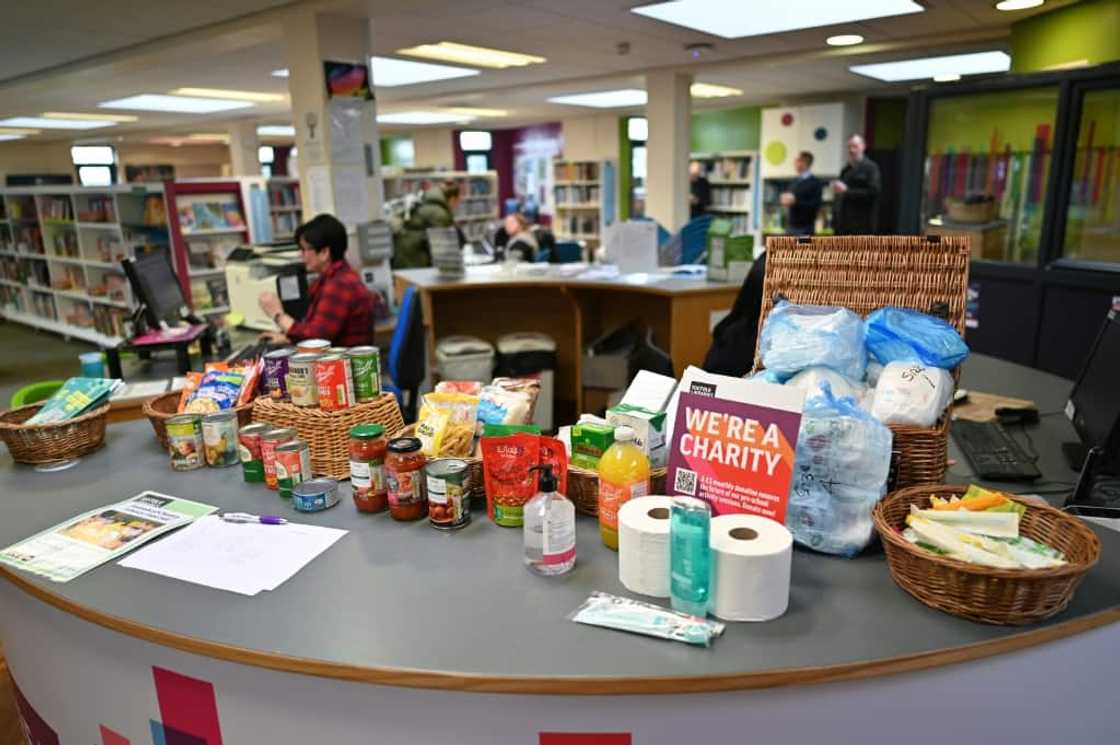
left=952, top=420, right=1042, bottom=481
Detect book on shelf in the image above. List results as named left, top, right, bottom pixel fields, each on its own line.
left=554, top=162, right=599, bottom=182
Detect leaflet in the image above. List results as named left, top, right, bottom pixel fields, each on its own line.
left=0, top=492, right=216, bottom=583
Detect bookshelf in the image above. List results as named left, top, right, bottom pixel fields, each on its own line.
left=381, top=170, right=499, bottom=242
left=692, top=150, right=758, bottom=236
left=267, top=177, right=302, bottom=240
left=0, top=184, right=172, bottom=345
left=552, top=159, right=616, bottom=249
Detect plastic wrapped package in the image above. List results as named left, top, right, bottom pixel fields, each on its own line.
left=785, top=366, right=865, bottom=403
left=787, top=384, right=893, bottom=557
left=865, top=306, right=969, bottom=369
left=865, top=360, right=884, bottom=388
left=749, top=369, right=787, bottom=385
left=759, top=302, right=867, bottom=380
left=870, top=362, right=954, bottom=427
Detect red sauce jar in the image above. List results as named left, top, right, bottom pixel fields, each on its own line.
left=386, top=437, right=427, bottom=521
left=349, top=424, right=388, bottom=513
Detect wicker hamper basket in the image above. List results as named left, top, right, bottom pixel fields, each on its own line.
left=0, top=403, right=110, bottom=464
left=873, top=485, right=1101, bottom=625
left=143, top=391, right=256, bottom=452
left=756, top=235, right=971, bottom=489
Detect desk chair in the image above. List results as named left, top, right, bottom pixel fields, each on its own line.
left=534, top=241, right=583, bottom=264
left=680, top=214, right=714, bottom=264
left=383, top=286, right=426, bottom=421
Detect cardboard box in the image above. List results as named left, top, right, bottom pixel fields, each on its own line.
left=607, top=403, right=668, bottom=468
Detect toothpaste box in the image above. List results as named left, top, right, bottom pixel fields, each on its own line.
left=607, top=403, right=668, bottom=468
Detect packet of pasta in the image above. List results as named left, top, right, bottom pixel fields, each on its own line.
left=415, top=407, right=451, bottom=457
left=417, top=392, right=480, bottom=457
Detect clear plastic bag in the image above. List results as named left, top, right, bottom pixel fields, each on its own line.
left=760, top=302, right=867, bottom=380
left=870, top=362, right=954, bottom=427
left=865, top=306, right=969, bottom=369
left=785, top=366, right=865, bottom=403
left=787, top=383, right=893, bottom=557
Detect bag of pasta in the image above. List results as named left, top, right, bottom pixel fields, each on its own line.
left=416, top=392, right=480, bottom=457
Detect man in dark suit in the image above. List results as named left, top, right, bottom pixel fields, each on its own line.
left=833, top=134, right=882, bottom=235
left=780, top=151, right=823, bottom=236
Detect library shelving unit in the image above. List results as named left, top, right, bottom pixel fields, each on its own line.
left=692, top=150, right=759, bottom=236
left=0, top=184, right=172, bottom=345
left=381, top=170, right=498, bottom=242
left=267, top=177, right=302, bottom=241
left=552, top=159, right=616, bottom=249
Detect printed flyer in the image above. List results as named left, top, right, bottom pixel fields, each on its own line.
left=666, top=369, right=804, bottom=521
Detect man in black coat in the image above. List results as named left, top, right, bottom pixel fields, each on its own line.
left=780, top=151, right=823, bottom=236
left=833, top=134, right=882, bottom=235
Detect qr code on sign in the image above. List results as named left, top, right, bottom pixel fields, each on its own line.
left=674, top=468, right=698, bottom=496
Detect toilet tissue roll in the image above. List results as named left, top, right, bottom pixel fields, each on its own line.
left=710, top=514, right=792, bottom=622
left=618, top=496, right=674, bottom=598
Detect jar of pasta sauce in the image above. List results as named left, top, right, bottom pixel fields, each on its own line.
left=386, top=437, right=427, bottom=521
left=349, top=424, right=387, bottom=513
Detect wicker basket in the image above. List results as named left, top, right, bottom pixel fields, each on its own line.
left=252, top=394, right=406, bottom=479
left=143, top=390, right=256, bottom=452
left=873, top=484, right=1101, bottom=625
left=0, top=403, right=110, bottom=464
left=756, top=235, right=970, bottom=490
left=568, top=465, right=668, bottom=517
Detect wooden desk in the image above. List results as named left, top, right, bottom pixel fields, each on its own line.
left=394, top=266, right=739, bottom=420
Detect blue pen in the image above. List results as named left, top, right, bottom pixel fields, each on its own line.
left=220, top=512, right=287, bottom=525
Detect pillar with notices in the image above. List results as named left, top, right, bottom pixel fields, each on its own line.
left=644, top=70, right=692, bottom=232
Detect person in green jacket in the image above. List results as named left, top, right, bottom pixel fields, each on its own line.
left=392, top=181, right=462, bottom=268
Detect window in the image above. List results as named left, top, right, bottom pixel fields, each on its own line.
left=922, top=87, right=1059, bottom=265
left=459, top=130, right=492, bottom=151
left=71, top=145, right=117, bottom=186
left=258, top=146, right=275, bottom=178
left=1063, top=87, right=1120, bottom=265
left=628, top=117, right=648, bottom=141
left=465, top=153, right=489, bottom=173
left=627, top=117, right=648, bottom=218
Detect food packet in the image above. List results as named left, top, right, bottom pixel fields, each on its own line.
left=435, top=380, right=483, bottom=396
left=569, top=592, right=726, bottom=647
left=415, top=408, right=450, bottom=457
left=235, top=359, right=263, bottom=406
left=184, top=370, right=248, bottom=414
left=538, top=436, right=569, bottom=495
left=481, top=433, right=540, bottom=526
left=418, top=392, right=480, bottom=457
left=176, top=372, right=204, bottom=413
left=477, top=385, right=534, bottom=427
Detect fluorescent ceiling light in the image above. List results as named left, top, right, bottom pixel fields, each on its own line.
left=171, top=87, right=286, bottom=103
left=995, top=0, right=1044, bottom=10
left=185, top=133, right=229, bottom=142
left=99, top=94, right=254, bottom=113
left=271, top=68, right=290, bottom=78
left=397, top=42, right=544, bottom=69
left=257, top=125, right=296, bottom=137
left=933, top=73, right=961, bottom=82
left=826, top=34, right=865, bottom=46
left=377, top=111, right=474, bottom=125
left=0, top=116, right=114, bottom=130
left=43, top=111, right=138, bottom=122
left=370, top=56, right=479, bottom=87
left=850, top=51, right=1011, bottom=81
left=549, top=89, right=648, bottom=108
left=690, top=82, right=742, bottom=98
left=0, top=127, right=39, bottom=136
left=445, top=107, right=508, bottom=118
left=632, top=0, right=923, bottom=39
left=0, top=135, right=25, bottom=142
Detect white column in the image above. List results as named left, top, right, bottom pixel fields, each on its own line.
left=227, top=121, right=260, bottom=176
left=644, top=70, right=692, bottom=232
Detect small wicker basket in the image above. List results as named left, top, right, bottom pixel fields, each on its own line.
left=568, top=465, right=668, bottom=517
left=873, top=484, right=1101, bottom=625
left=0, top=403, right=110, bottom=464
left=143, top=390, right=256, bottom=452
left=252, top=394, right=406, bottom=479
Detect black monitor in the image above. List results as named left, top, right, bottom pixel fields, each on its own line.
left=1065, top=309, right=1120, bottom=469
left=122, top=252, right=191, bottom=329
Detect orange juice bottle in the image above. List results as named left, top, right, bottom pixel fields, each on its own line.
left=597, top=426, right=651, bottom=550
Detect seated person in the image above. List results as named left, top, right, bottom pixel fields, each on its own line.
left=497, top=213, right=555, bottom=262
left=258, top=214, right=378, bottom=346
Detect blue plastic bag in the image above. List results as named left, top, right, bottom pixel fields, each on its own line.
left=786, top=383, right=893, bottom=558
left=865, top=306, right=969, bottom=369
left=759, top=302, right=867, bottom=380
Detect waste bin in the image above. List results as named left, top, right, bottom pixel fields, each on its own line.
left=435, top=336, right=495, bottom=383
left=496, top=332, right=557, bottom=432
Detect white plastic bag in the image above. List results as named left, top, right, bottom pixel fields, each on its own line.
left=870, top=362, right=954, bottom=427
left=785, top=366, right=865, bottom=403
left=759, top=302, right=867, bottom=380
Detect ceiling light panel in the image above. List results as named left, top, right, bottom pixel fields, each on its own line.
left=43, top=112, right=138, bottom=122
left=370, top=56, right=479, bottom=87
left=850, top=51, right=1011, bottom=81
left=632, top=0, right=923, bottom=39
left=548, top=89, right=648, bottom=108
left=0, top=135, right=26, bottom=142
left=171, top=88, right=286, bottom=103
left=690, top=83, right=742, bottom=98
left=377, top=111, right=474, bottom=125
left=826, top=34, right=865, bottom=47
left=99, top=94, right=255, bottom=113
left=257, top=125, right=296, bottom=137
left=995, top=0, right=1044, bottom=10
left=397, top=42, right=545, bottom=69
left=0, top=116, right=115, bottom=130
left=271, top=68, right=290, bottom=78
left=445, top=107, right=508, bottom=118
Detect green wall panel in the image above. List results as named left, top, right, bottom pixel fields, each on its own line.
left=1011, top=0, right=1120, bottom=73
left=690, top=106, right=762, bottom=153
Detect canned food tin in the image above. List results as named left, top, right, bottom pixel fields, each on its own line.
left=315, top=354, right=351, bottom=411
left=291, top=478, right=340, bottom=512
left=166, top=414, right=204, bottom=471
left=425, top=459, right=470, bottom=530
left=286, top=353, right=321, bottom=407
left=347, top=346, right=382, bottom=402
left=297, top=339, right=331, bottom=355
left=263, top=348, right=295, bottom=398
left=202, top=411, right=239, bottom=468
left=238, top=422, right=271, bottom=482
left=328, top=349, right=356, bottom=406
left=275, top=439, right=312, bottom=498
left=261, top=427, right=297, bottom=490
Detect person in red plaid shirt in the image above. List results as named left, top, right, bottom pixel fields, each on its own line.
left=258, top=214, right=378, bottom=346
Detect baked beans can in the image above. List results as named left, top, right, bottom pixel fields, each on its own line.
left=261, top=427, right=297, bottom=490
left=263, top=348, right=295, bottom=398
left=348, top=346, right=381, bottom=402
left=297, top=339, right=331, bottom=355
left=315, top=354, right=351, bottom=411
left=425, top=459, right=470, bottom=530
left=238, top=422, right=271, bottom=482
left=166, top=414, right=204, bottom=471
left=202, top=410, right=239, bottom=468
left=275, top=439, right=312, bottom=498
left=286, top=353, right=321, bottom=407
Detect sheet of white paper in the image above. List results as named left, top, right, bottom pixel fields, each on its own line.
left=110, top=379, right=170, bottom=401
left=329, top=99, right=366, bottom=166
left=119, top=516, right=347, bottom=596
left=333, top=166, right=371, bottom=227
left=306, top=165, right=333, bottom=217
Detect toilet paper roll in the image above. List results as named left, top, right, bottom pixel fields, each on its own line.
left=618, top=496, right=674, bottom=598
left=710, top=514, right=792, bottom=622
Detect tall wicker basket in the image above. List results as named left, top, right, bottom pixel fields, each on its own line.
left=756, top=235, right=970, bottom=490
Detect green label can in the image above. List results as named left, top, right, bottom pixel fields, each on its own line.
left=166, top=414, right=204, bottom=471
left=347, top=346, right=381, bottom=402
left=275, top=439, right=312, bottom=499
left=238, top=422, right=270, bottom=482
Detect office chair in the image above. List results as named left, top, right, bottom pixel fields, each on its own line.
left=680, top=214, right=714, bottom=265
left=383, top=286, right=426, bottom=421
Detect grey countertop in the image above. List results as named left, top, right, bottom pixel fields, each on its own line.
left=0, top=354, right=1116, bottom=689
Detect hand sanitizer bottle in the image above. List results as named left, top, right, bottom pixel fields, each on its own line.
left=524, top=465, right=576, bottom=576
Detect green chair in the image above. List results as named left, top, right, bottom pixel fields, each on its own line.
left=9, top=380, right=65, bottom=409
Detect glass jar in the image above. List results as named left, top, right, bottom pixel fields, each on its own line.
left=386, top=437, right=427, bottom=521
left=349, top=424, right=388, bottom=513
